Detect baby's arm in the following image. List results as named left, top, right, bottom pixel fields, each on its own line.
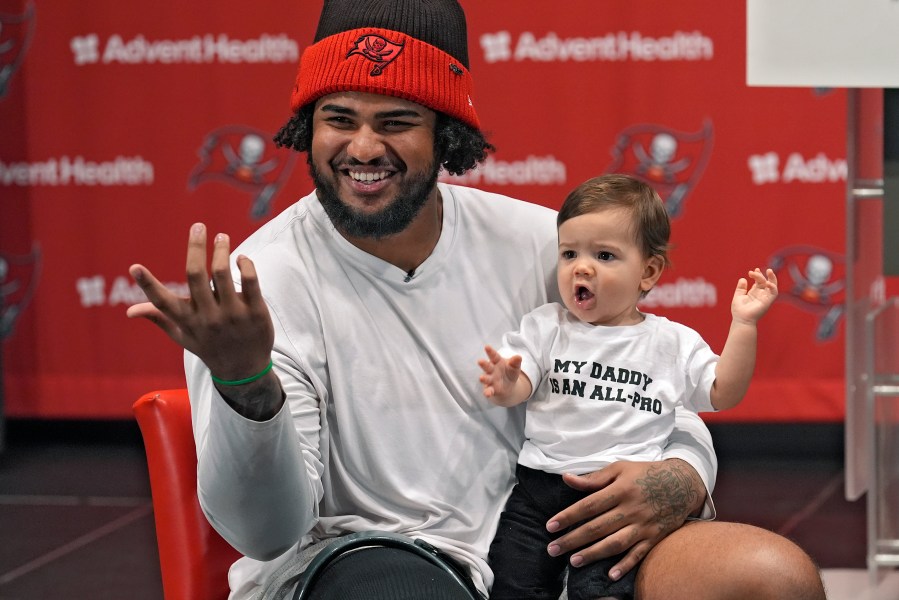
left=478, top=345, right=534, bottom=407
left=711, top=268, right=778, bottom=410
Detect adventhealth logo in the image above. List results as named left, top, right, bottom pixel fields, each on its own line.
left=747, top=152, right=847, bottom=185
left=70, top=34, right=100, bottom=65
left=442, top=155, right=567, bottom=187
left=480, top=30, right=713, bottom=63
left=0, top=156, right=154, bottom=186
left=75, top=274, right=188, bottom=308
left=69, top=33, right=299, bottom=65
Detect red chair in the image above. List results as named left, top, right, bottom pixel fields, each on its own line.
left=134, top=389, right=241, bottom=600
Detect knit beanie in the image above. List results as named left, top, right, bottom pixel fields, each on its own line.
left=290, top=0, right=480, bottom=129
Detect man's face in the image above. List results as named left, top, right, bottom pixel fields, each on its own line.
left=309, top=91, right=440, bottom=239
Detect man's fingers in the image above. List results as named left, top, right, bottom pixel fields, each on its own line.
left=130, top=264, right=181, bottom=316
left=548, top=510, right=620, bottom=559
left=547, top=493, right=619, bottom=543
left=127, top=226, right=277, bottom=369
left=568, top=523, right=641, bottom=568
left=605, top=539, right=652, bottom=581
left=210, top=233, right=238, bottom=305
left=561, top=470, right=611, bottom=491
left=548, top=469, right=617, bottom=527
left=235, top=254, right=263, bottom=307
left=125, top=300, right=157, bottom=320
left=185, top=223, right=215, bottom=311
left=570, top=535, right=650, bottom=579
left=125, top=300, right=186, bottom=346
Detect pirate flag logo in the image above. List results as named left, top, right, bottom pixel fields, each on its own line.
left=606, top=120, right=714, bottom=218
left=1, top=244, right=41, bottom=341
left=0, top=1, right=36, bottom=99
left=347, top=34, right=404, bottom=76
left=188, top=125, right=297, bottom=220
left=769, top=245, right=845, bottom=341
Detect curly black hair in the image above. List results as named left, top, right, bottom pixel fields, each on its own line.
left=273, top=103, right=494, bottom=176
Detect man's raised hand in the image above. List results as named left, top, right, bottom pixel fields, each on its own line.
left=127, top=223, right=274, bottom=383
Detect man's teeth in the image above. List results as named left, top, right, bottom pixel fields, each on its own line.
left=349, top=171, right=389, bottom=182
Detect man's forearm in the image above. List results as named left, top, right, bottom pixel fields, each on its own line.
left=663, top=408, right=718, bottom=519
left=214, top=369, right=286, bottom=421
left=637, top=459, right=705, bottom=533
left=198, top=388, right=316, bottom=560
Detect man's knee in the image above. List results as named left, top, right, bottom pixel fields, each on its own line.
left=634, top=521, right=825, bottom=600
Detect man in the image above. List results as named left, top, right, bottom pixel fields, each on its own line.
left=127, top=1, right=827, bottom=598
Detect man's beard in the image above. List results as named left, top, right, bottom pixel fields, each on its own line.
left=310, top=159, right=440, bottom=240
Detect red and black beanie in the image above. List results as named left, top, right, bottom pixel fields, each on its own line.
left=290, top=0, right=480, bottom=129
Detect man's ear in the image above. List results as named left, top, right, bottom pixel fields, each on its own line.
left=641, top=255, right=665, bottom=293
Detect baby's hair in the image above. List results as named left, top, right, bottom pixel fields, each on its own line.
left=557, top=173, right=671, bottom=267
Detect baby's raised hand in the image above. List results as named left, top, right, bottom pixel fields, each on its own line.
left=478, top=345, right=523, bottom=402
left=732, top=268, right=778, bottom=324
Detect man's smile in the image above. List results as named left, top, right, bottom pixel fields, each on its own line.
left=348, top=170, right=390, bottom=183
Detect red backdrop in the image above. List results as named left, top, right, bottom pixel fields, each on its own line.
left=0, top=1, right=871, bottom=421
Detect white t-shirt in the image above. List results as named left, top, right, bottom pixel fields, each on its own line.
left=186, top=183, right=718, bottom=598
left=503, top=303, right=718, bottom=475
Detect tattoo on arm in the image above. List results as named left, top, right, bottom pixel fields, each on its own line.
left=215, top=371, right=286, bottom=421
left=636, top=461, right=701, bottom=534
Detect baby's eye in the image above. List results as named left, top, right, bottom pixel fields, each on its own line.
left=561, top=250, right=576, bottom=260
left=597, top=251, right=614, bottom=261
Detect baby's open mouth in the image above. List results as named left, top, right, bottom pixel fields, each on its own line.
left=576, top=286, right=594, bottom=302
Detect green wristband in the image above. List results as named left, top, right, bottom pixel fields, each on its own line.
left=210, top=360, right=273, bottom=386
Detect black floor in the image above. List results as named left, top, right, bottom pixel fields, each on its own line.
left=0, top=420, right=864, bottom=599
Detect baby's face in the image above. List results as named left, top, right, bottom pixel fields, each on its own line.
left=556, top=208, right=654, bottom=326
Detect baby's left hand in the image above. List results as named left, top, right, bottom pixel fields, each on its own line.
left=732, top=268, right=778, bottom=324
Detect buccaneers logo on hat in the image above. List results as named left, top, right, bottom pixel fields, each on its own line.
left=347, top=34, right=404, bottom=76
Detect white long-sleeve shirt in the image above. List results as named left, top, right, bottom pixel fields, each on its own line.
left=186, top=183, right=718, bottom=598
